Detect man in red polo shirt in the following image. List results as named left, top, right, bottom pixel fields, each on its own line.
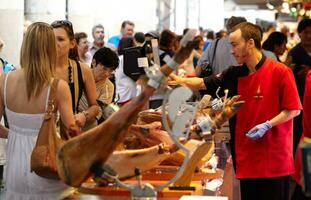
left=169, top=22, right=301, bottom=200
left=292, top=71, right=311, bottom=200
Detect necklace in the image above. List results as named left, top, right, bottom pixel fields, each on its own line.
left=68, top=60, right=73, bottom=83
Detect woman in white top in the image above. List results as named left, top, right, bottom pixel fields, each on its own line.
left=0, top=22, right=78, bottom=200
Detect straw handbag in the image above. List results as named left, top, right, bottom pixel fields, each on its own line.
left=30, top=79, right=69, bottom=180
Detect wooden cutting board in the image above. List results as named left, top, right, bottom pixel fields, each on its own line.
left=141, top=166, right=223, bottom=181
left=78, top=179, right=203, bottom=199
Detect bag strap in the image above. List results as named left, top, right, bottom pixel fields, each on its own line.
left=75, top=60, right=84, bottom=112
left=45, top=79, right=60, bottom=116
left=72, top=60, right=84, bottom=113
left=46, top=79, right=71, bottom=139
left=210, top=39, right=220, bottom=68
left=3, top=72, right=11, bottom=107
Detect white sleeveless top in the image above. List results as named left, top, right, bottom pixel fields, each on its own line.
left=3, top=73, right=67, bottom=200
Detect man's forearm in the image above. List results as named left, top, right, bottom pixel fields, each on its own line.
left=180, top=77, right=207, bottom=90
left=268, top=109, right=300, bottom=127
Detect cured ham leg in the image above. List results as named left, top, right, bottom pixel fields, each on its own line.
left=57, top=89, right=154, bottom=187
left=56, top=63, right=188, bottom=187
left=56, top=43, right=200, bottom=187
left=129, top=122, right=174, bottom=148
left=105, top=144, right=170, bottom=180
left=163, top=139, right=214, bottom=168
left=137, top=110, right=163, bottom=125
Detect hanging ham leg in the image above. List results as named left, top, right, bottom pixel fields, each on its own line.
left=56, top=43, right=198, bottom=187
left=56, top=89, right=154, bottom=187
left=56, top=64, right=189, bottom=187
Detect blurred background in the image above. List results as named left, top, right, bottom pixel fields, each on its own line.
left=0, top=0, right=310, bottom=66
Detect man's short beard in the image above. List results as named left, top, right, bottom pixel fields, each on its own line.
left=95, top=38, right=104, bottom=43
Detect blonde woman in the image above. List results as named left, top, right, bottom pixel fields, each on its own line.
left=0, top=22, right=78, bottom=199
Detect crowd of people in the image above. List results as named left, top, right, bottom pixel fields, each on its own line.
left=0, top=16, right=310, bottom=200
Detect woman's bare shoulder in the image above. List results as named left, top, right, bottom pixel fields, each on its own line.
left=56, top=78, right=69, bottom=90
left=0, top=69, right=21, bottom=86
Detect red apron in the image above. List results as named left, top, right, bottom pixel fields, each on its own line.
left=235, top=59, right=302, bottom=178
left=294, top=72, right=311, bottom=185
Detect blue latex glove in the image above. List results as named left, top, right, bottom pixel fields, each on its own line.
left=246, top=121, right=272, bottom=140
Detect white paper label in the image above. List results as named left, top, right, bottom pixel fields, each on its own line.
left=137, top=57, right=148, bottom=68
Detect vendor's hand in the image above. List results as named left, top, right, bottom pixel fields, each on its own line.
left=168, top=73, right=183, bottom=86
left=74, top=113, right=87, bottom=128
left=246, top=121, right=272, bottom=140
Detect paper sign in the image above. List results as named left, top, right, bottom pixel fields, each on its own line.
left=137, top=57, right=148, bottom=68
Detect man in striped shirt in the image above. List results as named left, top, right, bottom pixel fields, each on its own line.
left=79, top=47, right=119, bottom=131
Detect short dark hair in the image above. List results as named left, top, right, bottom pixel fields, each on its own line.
left=74, top=32, right=88, bottom=44
left=193, top=35, right=204, bottom=50
left=216, top=30, right=227, bottom=39
left=121, top=20, right=134, bottom=29
left=297, top=19, right=311, bottom=33
left=92, top=24, right=104, bottom=35
left=206, top=30, right=215, bottom=40
left=159, top=29, right=176, bottom=49
left=262, top=31, right=287, bottom=52
left=145, top=31, right=160, bottom=39
left=117, top=37, right=135, bottom=55
left=231, top=22, right=263, bottom=50
left=92, top=47, right=119, bottom=70
left=134, top=32, right=145, bottom=43
left=226, top=16, right=247, bottom=32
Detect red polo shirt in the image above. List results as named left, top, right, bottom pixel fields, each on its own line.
left=294, top=71, right=311, bottom=185
left=235, top=58, right=302, bottom=178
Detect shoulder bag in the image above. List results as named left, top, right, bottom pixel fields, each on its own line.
left=30, top=79, right=70, bottom=180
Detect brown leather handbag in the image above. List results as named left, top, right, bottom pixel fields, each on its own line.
left=30, top=79, right=69, bottom=180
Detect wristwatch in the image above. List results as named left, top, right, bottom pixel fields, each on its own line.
left=82, top=110, right=89, bottom=121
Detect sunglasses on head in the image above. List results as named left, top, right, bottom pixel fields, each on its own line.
left=51, top=20, right=73, bottom=33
